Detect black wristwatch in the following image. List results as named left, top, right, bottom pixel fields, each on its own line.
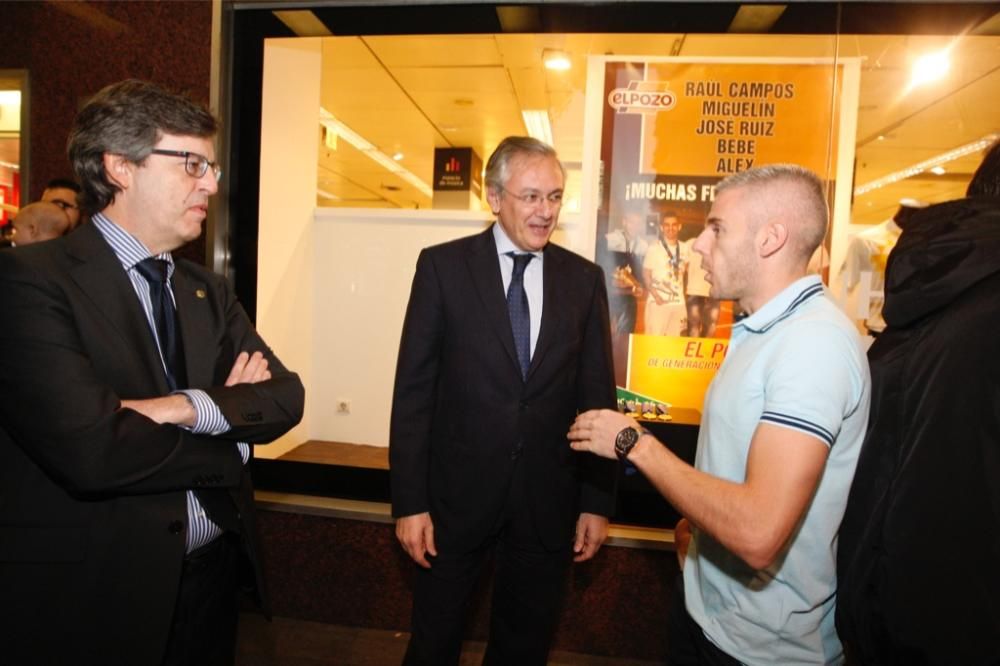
left=614, top=426, right=645, bottom=461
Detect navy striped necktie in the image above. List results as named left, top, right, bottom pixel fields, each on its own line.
left=506, top=252, right=533, bottom=378
left=134, top=258, right=187, bottom=390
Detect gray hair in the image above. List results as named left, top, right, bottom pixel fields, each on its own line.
left=484, top=136, right=564, bottom=193
left=716, top=164, right=829, bottom=260
left=67, top=79, right=218, bottom=214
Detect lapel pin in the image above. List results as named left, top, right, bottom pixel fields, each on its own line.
left=195, top=289, right=207, bottom=299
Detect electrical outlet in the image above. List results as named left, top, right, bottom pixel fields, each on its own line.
left=336, top=399, right=351, bottom=414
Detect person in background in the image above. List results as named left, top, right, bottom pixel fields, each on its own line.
left=390, top=136, right=617, bottom=665
left=4, top=201, right=72, bottom=246
left=570, top=164, right=870, bottom=665
left=606, top=209, right=648, bottom=336
left=836, top=140, right=1000, bottom=665
left=40, top=177, right=84, bottom=229
left=643, top=212, right=689, bottom=336
left=0, top=80, right=304, bottom=666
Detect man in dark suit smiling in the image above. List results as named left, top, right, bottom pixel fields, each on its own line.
left=390, top=136, right=617, bottom=665
left=0, top=80, right=304, bottom=665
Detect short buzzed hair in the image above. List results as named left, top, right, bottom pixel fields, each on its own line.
left=484, top=136, right=565, bottom=194
left=716, top=164, right=828, bottom=260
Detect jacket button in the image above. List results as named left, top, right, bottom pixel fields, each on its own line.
left=168, top=520, right=185, bottom=534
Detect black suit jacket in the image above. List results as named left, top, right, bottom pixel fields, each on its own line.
left=389, top=226, right=617, bottom=552
left=0, top=223, right=304, bottom=665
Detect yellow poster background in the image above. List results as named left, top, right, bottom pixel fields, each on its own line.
left=628, top=335, right=729, bottom=423
left=641, top=63, right=843, bottom=178
left=608, top=61, right=847, bottom=419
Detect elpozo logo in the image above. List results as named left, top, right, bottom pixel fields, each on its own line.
left=608, top=81, right=676, bottom=115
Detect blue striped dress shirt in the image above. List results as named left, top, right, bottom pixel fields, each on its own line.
left=92, top=213, right=249, bottom=552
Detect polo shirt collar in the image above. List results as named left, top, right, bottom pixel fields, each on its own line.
left=737, top=275, right=824, bottom=335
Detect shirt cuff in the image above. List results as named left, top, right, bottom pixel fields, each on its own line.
left=175, top=389, right=231, bottom=435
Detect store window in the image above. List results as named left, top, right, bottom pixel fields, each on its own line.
left=229, top=3, right=1000, bottom=474
left=0, top=71, right=27, bottom=234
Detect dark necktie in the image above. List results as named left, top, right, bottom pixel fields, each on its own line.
left=134, top=258, right=187, bottom=390
left=134, top=258, right=238, bottom=532
left=506, top=252, right=533, bottom=379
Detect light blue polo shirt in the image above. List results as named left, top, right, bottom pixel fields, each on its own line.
left=684, top=275, right=870, bottom=665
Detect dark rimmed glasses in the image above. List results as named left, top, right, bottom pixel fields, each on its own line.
left=149, top=149, right=222, bottom=181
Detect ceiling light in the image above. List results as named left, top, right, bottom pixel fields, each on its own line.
left=521, top=110, right=553, bottom=146
left=317, top=189, right=340, bottom=201
left=543, top=49, right=571, bottom=71
left=929, top=166, right=946, bottom=175
left=319, top=107, right=432, bottom=198
left=854, top=133, right=997, bottom=196
left=910, top=51, right=950, bottom=87
left=392, top=152, right=404, bottom=161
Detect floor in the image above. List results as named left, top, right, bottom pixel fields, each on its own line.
left=237, top=613, right=661, bottom=666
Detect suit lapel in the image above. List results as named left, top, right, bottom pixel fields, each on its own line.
left=466, top=226, right=522, bottom=376
left=172, top=267, right=214, bottom=389
left=527, top=244, right=566, bottom=380
left=65, top=224, right=169, bottom=393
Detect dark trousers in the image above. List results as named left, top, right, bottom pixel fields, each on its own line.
left=403, top=460, right=573, bottom=666
left=162, top=534, right=241, bottom=666
left=666, top=574, right=741, bottom=666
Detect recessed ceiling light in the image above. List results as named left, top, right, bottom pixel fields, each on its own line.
left=911, top=51, right=950, bottom=87
left=543, top=49, right=571, bottom=71
left=930, top=165, right=946, bottom=175
left=877, top=135, right=885, bottom=141
left=393, top=152, right=404, bottom=161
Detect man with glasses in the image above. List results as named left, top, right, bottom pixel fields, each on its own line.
left=40, top=177, right=84, bottom=229
left=391, top=136, right=617, bottom=665
left=0, top=80, right=304, bottom=665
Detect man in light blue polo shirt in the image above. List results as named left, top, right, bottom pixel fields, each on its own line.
left=569, top=164, right=870, bottom=665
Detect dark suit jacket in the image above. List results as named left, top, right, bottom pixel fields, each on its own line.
left=389, top=226, right=617, bottom=552
left=0, top=223, right=304, bottom=665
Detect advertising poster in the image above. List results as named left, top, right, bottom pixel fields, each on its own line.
left=593, top=59, right=850, bottom=425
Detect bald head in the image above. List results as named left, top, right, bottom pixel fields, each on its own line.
left=716, top=164, right=828, bottom=266
left=12, top=202, right=72, bottom=245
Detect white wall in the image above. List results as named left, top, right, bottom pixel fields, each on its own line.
left=256, top=38, right=322, bottom=458
left=310, top=209, right=490, bottom=447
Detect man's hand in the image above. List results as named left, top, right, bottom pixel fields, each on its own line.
left=396, top=512, right=437, bottom=569
left=574, top=512, right=609, bottom=562
left=120, top=395, right=196, bottom=427
left=674, top=517, right=692, bottom=570
left=225, top=351, right=271, bottom=386
left=567, top=409, right=639, bottom=459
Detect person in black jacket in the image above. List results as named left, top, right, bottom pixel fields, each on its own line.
left=0, top=80, right=304, bottom=666
left=837, top=139, right=1000, bottom=665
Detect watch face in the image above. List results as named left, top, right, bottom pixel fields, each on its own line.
left=615, top=427, right=640, bottom=459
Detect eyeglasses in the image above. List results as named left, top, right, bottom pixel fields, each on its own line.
left=149, top=149, right=222, bottom=181
left=501, top=188, right=563, bottom=208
